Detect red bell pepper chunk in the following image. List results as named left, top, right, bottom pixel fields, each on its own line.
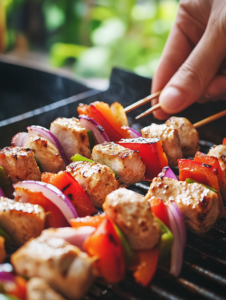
left=2, top=276, right=27, bottom=300
left=14, top=187, right=69, bottom=228
left=178, top=159, right=225, bottom=219
left=70, top=213, right=106, bottom=229
left=223, top=138, right=226, bottom=145
left=132, top=246, right=159, bottom=286
left=41, top=171, right=97, bottom=217
left=150, top=197, right=170, bottom=229
left=194, top=151, right=226, bottom=199
left=84, top=218, right=126, bottom=282
left=117, top=138, right=168, bottom=180
left=78, top=102, right=131, bottom=141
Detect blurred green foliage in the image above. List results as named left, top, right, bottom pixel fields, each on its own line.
left=4, top=0, right=178, bottom=78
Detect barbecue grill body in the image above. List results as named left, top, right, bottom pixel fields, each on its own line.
left=1, top=62, right=226, bottom=299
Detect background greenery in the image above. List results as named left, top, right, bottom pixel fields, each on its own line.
left=3, top=0, right=179, bottom=79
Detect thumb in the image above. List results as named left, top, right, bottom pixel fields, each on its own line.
left=159, top=24, right=226, bottom=114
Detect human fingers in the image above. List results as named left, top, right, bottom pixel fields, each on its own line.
left=159, top=6, right=226, bottom=115
left=151, top=0, right=208, bottom=119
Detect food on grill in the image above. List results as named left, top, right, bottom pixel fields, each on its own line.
left=27, top=278, right=66, bottom=300
left=24, top=135, right=66, bottom=173
left=41, top=171, right=97, bottom=217
left=0, top=197, right=45, bottom=245
left=50, top=117, right=91, bottom=160
left=66, top=160, right=119, bottom=207
left=116, top=138, right=168, bottom=180
left=103, top=188, right=160, bottom=250
left=0, top=146, right=41, bottom=183
left=194, top=151, right=226, bottom=200
left=165, top=116, right=199, bottom=157
left=208, top=144, right=226, bottom=182
left=77, top=101, right=132, bottom=141
left=14, top=181, right=78, bottom=228
left=11, top=235, right=95, bottom=300
left=145, top=176, right=221, bottom=233
left=141, top=123, right=183, bottom=167
left=91, top=142, right=146, bottom=185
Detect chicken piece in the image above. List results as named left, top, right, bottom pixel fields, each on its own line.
left=141, top=124, right=183, bottom=167
left=103, top=188, right=160, bottom=250
left=0, top=236, right=6, bottom=263
left=165, top=117, right=199, bottom=157
left=0, top=146, right=41, bottom=183
left=27, top=278, right=66, bottom=300
left=66, top=161, right=119, bottom=208
left=0, top=197, right=45, bottom=246
left=91, top=142, right=146, bottom=185
left=50, top=117, right=90, bottom=160
left=11, top=235, right=94, bottom=300
left=24, top=135, right=65, bottom=173
left=145, top=177, right=221, bottom=234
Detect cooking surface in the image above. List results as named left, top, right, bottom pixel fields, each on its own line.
left=1, top=63, right=226, bottom=299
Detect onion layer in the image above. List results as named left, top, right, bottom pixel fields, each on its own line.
left=13, top=181, right=78, bottom=221
left=41, top=227, right=95, bottom=251
left=11, top=132, right=29, bottom=147
left=160, top=166, right=178, bottom=180
left=0, top=187, right=5, bottom=197
left=27, top=126, right=69, bottom=165
left=128, top=127, right=142, bottom=138
left=79, top=115, right=110, bottom=144
left=167, top=201, right=186, bottom=277
left=0, top=264, right=14, bottom=282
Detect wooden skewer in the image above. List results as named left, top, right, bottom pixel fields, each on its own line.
left=136, top=103, right=161, bottom=120
left=124, top=90, right=161, bottom=113
left=193, top=110, right=226, bottom=128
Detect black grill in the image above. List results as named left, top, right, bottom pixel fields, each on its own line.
left=1, top=59, right=226, bottom=300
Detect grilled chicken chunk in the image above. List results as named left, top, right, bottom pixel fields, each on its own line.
left=91, top=142, right=146, bottom=185
left=145, top=177, right=222, bottom=234
left=103, top=188, right=160, bottom=250
left=67, top=161, right=119, bottom=207
left=50, top=117, right=91, bottom=160
left=24, top=135, right=65, bottom=173
left=27, top=278, right=66, bottom=300
left=0, top=236, right=6, bottom=263
left=11, top=235, right=94, bottom=300
left=0, top=146, right=41, bottom=183
left=0, top=197, right=45, bottom=246
left=141, top=124, right=183, bottom=167
left=165, top=117, right=199, bottom=157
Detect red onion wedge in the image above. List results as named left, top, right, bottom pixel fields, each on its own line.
left=11, top=132, right=29, bottom=147
left=0, top=187, right=5, bottom=197
left=128, top=127, right=142, bottom=138
left=79, top=115, right=110, bottom=144
left=41, top=226, right=95, bottom=251
left=167, top=201, right=186, bottom=277
left=0, top=264, right=14, bottom=282
left=13, top=181, right=78, bottom=221
left=27, top=126, right=69, bottom=165
left=159, top=166, right=178, bottom=180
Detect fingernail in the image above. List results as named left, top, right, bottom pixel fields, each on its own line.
left=160, top=87, right=185, bottom=113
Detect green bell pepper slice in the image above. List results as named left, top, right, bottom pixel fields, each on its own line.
left=185, top=178, right=217, bottom=193
left=71, top=154, right=119, bottom=177
left=155, top=217, right=173, bottom=262
left=87, top=130, right=95, bottom=151
left=0, top=167, right=11, bottom=188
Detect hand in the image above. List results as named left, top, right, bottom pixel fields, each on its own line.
left=151, top=0, right=226, bottom=120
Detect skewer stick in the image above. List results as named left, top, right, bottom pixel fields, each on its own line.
left=124, top=90, right=161, bottom=113
left=135, top=103, right=161, bottom=120
left=193, top=110, right=226, bottom=128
